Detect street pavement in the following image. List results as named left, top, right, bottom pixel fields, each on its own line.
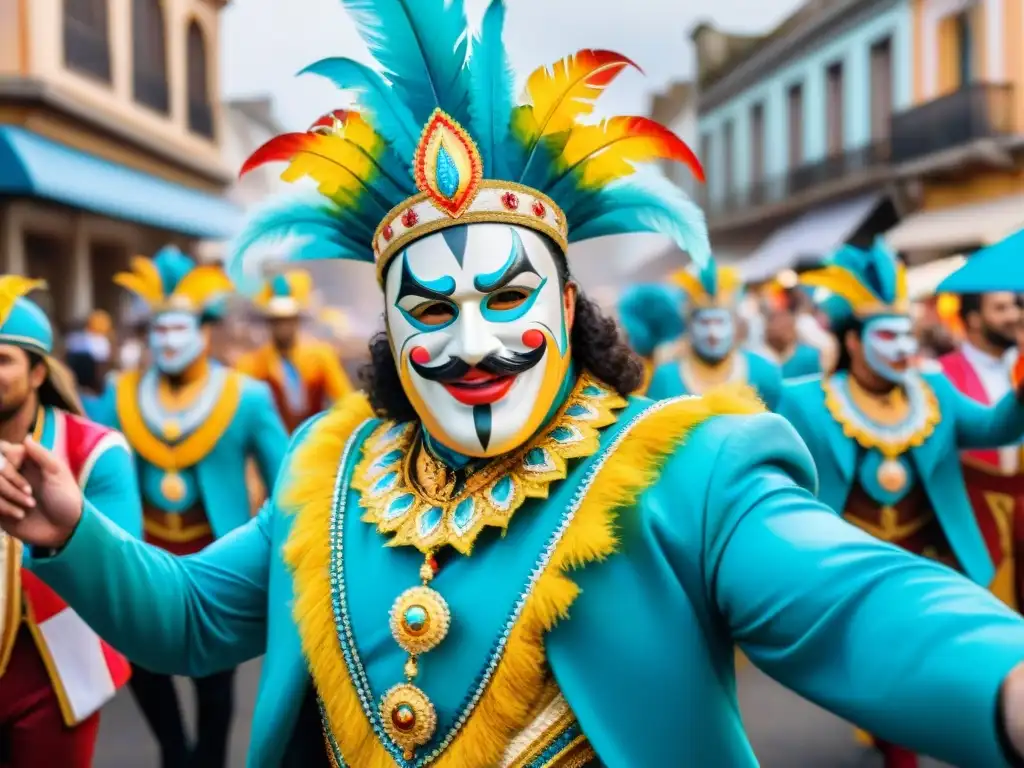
left=94, top=658, right=952, bottom=767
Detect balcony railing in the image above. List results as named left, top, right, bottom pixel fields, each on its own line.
left=890, top=83, right=1015, bottom=165
left=133, top=70, right=170, bottom=114
left=707, top=140, right=890, bottom=219
left=63, top=20, right=111, bottom=83
left=188, top=101, right=215, bottom=138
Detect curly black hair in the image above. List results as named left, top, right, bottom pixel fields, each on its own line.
left=361, top=252, right=644, bottom=421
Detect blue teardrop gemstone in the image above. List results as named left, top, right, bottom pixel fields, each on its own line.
left=435, top=144, right=460, bottom=199
left=418, top=507, right=443, bottom=536
left=582, top=385, right=605, bottom=397
left=371, top=472, right=399, bottom=496
left=453, top=498, right=475, bottom=533
left=551, top=426, right=576, bottom=443
left=566, top=404, right=594, bottom=418
left=490, top=475, right=514, bottom=506
left=525, top=448, right=549, bottom=467
left=374, top=449, right=404, bottom=471
left=385, top=493, right=415, bottom=520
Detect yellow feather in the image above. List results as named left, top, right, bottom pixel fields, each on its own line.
left=173, top=265, right=234, bottom=310
left=0, top=276, right=46, bottom=326
left=130, top=256, right=165, bottom=299
left=521, top=50, right=635, bottom=138
left=280, top=131, right=380, bottom=205
left=113, top=272, right=164, bottom=307
left=894, top=261, right=909, bottom=306
left=799, top=266, right=881, bottom=312
left=669, top=269, right=709, bottom=305
left=285, top=270, right=314, bottom=306
left=717, top=266, right=743, bottom=298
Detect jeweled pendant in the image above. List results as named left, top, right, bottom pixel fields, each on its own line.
left=877, top=458, right=908, bottom=494
left=381, top=682, right=437, bottom=759
left=163, top=419, right=182, bottom=441
left=389, top=585, right=451, bottom=655
left=160, top=471, right=186, bottom=503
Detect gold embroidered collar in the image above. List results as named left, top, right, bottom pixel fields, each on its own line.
left=822, top=372, right=940, bottom=458
left=351, top=373, right=627, bottom=555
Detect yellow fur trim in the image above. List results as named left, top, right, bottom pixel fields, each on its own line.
left=284, top=386, right=764, bottom=767
left=115, top=369, right=242, bottom=470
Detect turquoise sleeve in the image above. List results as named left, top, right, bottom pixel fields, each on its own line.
left=31, top=501, right=272, bottom=677
left=246, top=381, right=289, bottom=490
left=82, top=442, right=143, bottom=539
left=929, top=373, right=1024, bottom=450
left=703, top=412, right=1024, bottom=767
left=644, top=363, right=676, bottom=401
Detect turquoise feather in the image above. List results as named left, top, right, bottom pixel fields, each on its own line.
left=340, top=0, right=472, bottom=128
left=227, top=196, right=372, bottom=294
left=467, top=0, right=514, bottom=178
left=152, top=246, right=196, bottom=295
left=618, top=284, right=685, bottom=357
left=698, top=260, right=718, bottom=298
left=435, top=144, right=460, bottom=198
left=567, top=175, right=711, bottom=269
left=300, top=57, right=419, bottom=162
left=868, top=237, right=899, bottom=304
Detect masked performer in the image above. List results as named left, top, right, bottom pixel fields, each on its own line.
left=9, top=4, right=1024, bottom=767
left=616, top=282, right=684, bottom=394
left=88, top=247, right=289, bottom=768
left=236, top=270, right=353, bottom=432
left=0, top=278, right=139, bottom=768
left=778, top=241, right=1024, bottom=768
left=647, top=260, right=782, bottom=409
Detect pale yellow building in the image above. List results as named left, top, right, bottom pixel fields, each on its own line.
left=0, top=0, right=240, bottom=328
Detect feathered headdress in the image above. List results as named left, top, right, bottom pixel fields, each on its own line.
left=254, top=269, right=314, bottom=318
left=800, top=238, right=909, bottom=326
left=670, top=258, right=743, bottom=310
left=114, top=246, right=234, bottom=316
left=617, top=283, right=685, bottom=358
left=229, top=0, right=709, bottom=289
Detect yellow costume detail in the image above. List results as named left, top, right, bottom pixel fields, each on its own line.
left=352, top=373, right=627, bottom=555
left=115, top=369, right=242, bottom=471
left=283, top=384, right=765, bottom=768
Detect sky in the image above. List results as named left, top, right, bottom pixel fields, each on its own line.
left=220, top=0, right=804, bottom=131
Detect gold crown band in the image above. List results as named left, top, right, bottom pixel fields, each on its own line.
left=372, top=180, right=568, bottom=284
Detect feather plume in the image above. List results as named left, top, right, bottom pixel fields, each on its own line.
left=798, top=265, right=883, bottom=311
left=227, top=195, right=371, bottom=295
left=511, top=50, right=637, bottom=182
left=546, top=116, right=703, bottom=197
left=174, top=266, right=235, bottom=311
left=340, top=0, right=472, bottom=128
left=467, top=0, right=514, bottom=178
left=300, top=58, right=419, bottom=160
left=0, top=276, right=46, bottom=326
left=567, top=175, right=710, bottom=269
left=129, top=256, right=165, bottom=298
left=241, top=113, right=413, bottom=213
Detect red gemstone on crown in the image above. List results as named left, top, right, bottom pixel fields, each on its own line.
left=531, top=201, right=546, bottom=217
left=401, top=209, right=419, bottom=228
left=382, top=224, right=394, bottom=241
left=501, top=192, right=519, bottom=210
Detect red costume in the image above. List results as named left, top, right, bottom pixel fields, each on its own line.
left=0, top=411, right=134, bottom=767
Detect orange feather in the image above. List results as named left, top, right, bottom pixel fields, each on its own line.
left=560, top=116, right=705, bottom=188
left=519, top=50, right=638, bottom=139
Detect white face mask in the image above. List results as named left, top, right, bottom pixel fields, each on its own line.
left=862, top=315, right=918, bottom=384
left=690, top=307, right=735, bottom=362
left=384, top=224, right=571, bottom=458
left=148, top=311, right=205, bottom=375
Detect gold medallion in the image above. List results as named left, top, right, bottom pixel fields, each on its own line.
left=389, top=585, right=451, bottom=656
left=164, top=419, right=182, bottom=441
left=877, top=458, right=908, bottom=494
left=380, top=682, right=437, bottom=760
left=160, top=471, right=187, bottom=503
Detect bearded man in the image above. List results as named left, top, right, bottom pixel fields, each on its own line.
left=7, top=3, right=1024, bottom=767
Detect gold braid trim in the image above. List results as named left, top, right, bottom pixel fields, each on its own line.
left=283, top=385, right=765, bottom=767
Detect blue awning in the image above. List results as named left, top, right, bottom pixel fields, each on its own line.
left=0, top=126, right=243, bottom=239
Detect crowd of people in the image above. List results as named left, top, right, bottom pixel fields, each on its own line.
left=4, top=2, right=1024, bottom=767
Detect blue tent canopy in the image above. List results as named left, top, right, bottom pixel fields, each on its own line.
left=0, top=126, right=243, bottom=239
left=936, top=228, right=1024, bottom=294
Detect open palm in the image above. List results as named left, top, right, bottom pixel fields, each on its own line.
left=0, top=438, right=82, bottom=549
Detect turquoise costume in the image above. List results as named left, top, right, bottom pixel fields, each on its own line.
left=616, top=283, right=684, bottom=394
left=779, top=343, right=821, bottom=379
left=777, top=243, right=1024, bottom=597
left=88, top=248, right=288, bottom=546
left=23, top=3, right=1024, bottom=767
left=647, top=260, right=782, bottom=409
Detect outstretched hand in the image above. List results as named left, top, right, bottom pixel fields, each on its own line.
left=0, top=437, right=82, bottom=549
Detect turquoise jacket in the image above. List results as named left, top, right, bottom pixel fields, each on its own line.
left=780, top=343, right=822, bottom=379
left=778, top=371, right=1024, bottom=587
left=647, top=349, right=783, bottom=410
left=30, top=391, right=1024, bottom=767
left=90, top=364, right=288, bottom=538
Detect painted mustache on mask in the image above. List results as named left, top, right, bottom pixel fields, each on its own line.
left=410, top=344, right=547, bottom=383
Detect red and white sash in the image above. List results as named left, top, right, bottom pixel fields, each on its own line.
left=7, top=409, right=133, bottom=726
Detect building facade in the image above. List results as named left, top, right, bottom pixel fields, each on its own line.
left=0, top=0, right=241, bottom=331
left=693, top=0, right=911, bottom=281
left=884, top=0, right=1024, bottom=261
